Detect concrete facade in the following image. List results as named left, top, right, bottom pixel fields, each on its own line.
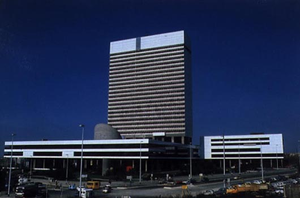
left=108, top=31, right=192, bottom=143
left=199, top=133, right=284, bottom=160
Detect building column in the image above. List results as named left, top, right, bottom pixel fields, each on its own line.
left=270, top=159, right=273, bottom=168
left=102, top=159, right=110, bottom=176
left=132, top=160, right=135, bottom=168
left=145, top=160, right=148, bottom=173
left=181, top=136, right=185, bottom=144
left=84, top=160, right=87, bottom=169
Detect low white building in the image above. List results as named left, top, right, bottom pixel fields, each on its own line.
left=199, top=133, right=284, bottom=169
left=4, top=138, right=198, bottom=175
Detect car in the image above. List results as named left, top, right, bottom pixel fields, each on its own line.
left=102, top=185, right=112, bottom=193
left=203, top=190, right=214, bottom=195
left=201, top=177, right=209, bottom=183
left=252, top=180, right=262, bottom=184
left=15, top=184, right=39, bottom=198
left=69, top=184, right=76, bottom=190
left=214, top=188, right=227, bottom=197
left=182, top=178, right=196, bottom=185
left=275, top=189, right=284, bottom=194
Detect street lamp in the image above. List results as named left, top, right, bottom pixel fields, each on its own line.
left=79, top=124, right=85, bottom=197
left=66, top=154, right=69, bottom=182
left=139, top=140, right=142, bottom=184
left=276, top=144, right=279, bottom=170
left=260, top=138, right=264, bottom=181
left=189, top=142, right=192, bottom=180
left=222, top=135, right=226, bottom=188
left=238, top=143, right=241, bottom=175
left=8, top=133, right=15, bottom=196
left=30, top=156, right=33, bottom=180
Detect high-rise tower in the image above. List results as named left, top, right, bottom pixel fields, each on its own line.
left=108, top=31, right=192, bottom=144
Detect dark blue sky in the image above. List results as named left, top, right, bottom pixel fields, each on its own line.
left=1, top=0, right=300, bottom=155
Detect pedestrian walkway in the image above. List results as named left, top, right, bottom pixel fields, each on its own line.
left=0, top=192, right=14, bottom=198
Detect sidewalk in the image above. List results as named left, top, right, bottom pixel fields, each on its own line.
left=0, top=192, right=14, bottom=198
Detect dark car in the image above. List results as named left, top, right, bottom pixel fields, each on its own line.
left=214, top=187, right=227, bottom=197
left=102, top=185, right=112, bottom=193
left=15, top=184, right=38, bottom=198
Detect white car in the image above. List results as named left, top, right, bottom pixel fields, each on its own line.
left=203, top=190, right=214, bottom=195
left=252, top=180, right=262, bottom=184
left=275, top=189, right=284, bottom=194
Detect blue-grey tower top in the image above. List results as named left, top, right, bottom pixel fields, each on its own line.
left=110, top=30, right=191, bottom=54
left=108, top=30, right=193, bottom=145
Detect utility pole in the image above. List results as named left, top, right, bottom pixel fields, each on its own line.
left=223, top=134, right=226, bottom=188
left=8, top=133, right=16, bottom=196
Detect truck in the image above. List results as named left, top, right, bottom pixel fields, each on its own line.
left=226, top=183, right=268, bottom=194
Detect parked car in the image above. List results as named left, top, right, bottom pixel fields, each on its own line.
left=203, top=190, right=214, bottom=195
left=15, top=184, right=38, bottom=198
left=252, top=180, right=262, bottom=184
left=214, top=188, right=227, bottom=197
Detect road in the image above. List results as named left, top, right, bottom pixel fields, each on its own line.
left=1, top=168, right=296, bottom=198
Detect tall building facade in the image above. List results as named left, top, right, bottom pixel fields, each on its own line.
left=108, top=31, right=192, bottom=144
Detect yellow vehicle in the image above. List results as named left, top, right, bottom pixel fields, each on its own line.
left=226, top=183, right=268, bottom=194
left=86, top=181, right=101, bottom=190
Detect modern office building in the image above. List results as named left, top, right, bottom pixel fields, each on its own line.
left=3, top=31, right=197, bottom=176
left=199, top=133, right=284, bottom=169
left=4, top=138, right=198, bottom=173
left=108, top=31, right=192, bottom=144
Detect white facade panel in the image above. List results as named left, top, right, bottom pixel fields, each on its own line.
left=110, top=38, right=136, bottom=54
left=4, top=138, right=195, bottom=160
left=23, top=151, right=34, bottom=157
left=200, top=134, right=284, bottom=160
left=140, top=31, right=184, bottom=50
left=110, top=31, right=185, bottom=54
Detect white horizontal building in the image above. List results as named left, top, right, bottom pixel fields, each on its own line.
left=4, top=138, right=198, bottom=175
left=200, top=134, right=284, bottom=160
left=4, top=139, right=197, bottom=160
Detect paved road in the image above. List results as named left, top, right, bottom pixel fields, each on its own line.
left=0, top=168, right=296, bottom=198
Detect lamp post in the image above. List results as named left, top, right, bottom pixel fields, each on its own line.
left=139, top=141, right=142, bottom=184
left=8, top=133, right=15, bottom=196
left=79, top=124, right=85, bottom=197
left=66, top=154, right=69, bottom=182
left=238, top=143, right=241, bottom=175
left=30, top=156, right=33, bottom=180
left=189, top=142, right=192, bottom=179
left=276, top=144, right=279, bottom=170
left=298, top=140, right=300, bottom=172
left=222, top=135, right=226, bottom=188
left=260, top=138, right=264, bottom=181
